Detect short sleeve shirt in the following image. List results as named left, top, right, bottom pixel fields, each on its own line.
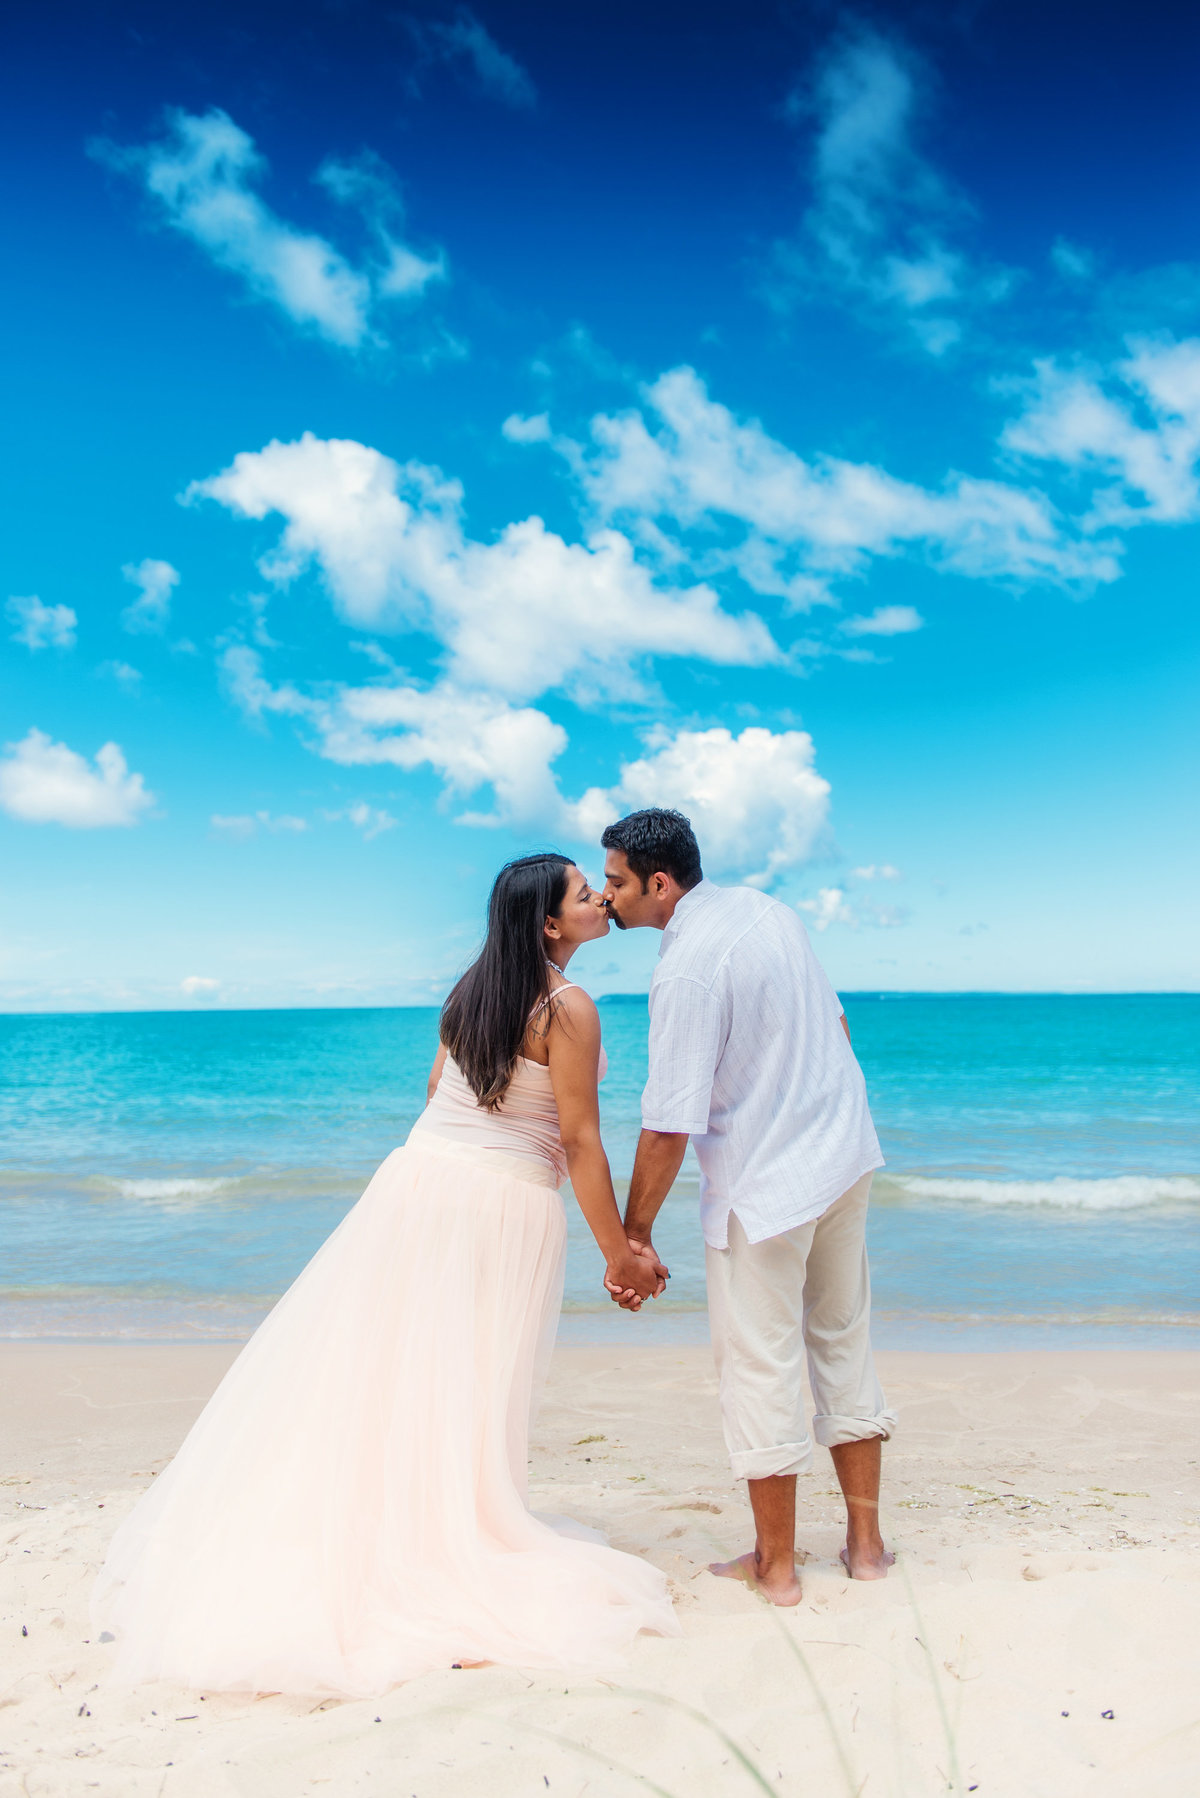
left=641, top=880, right=883, bottom=1249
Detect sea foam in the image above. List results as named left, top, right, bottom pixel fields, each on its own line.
left=113, top=1177, right=235, bottom=1200
left=884, top=1173, right=1200, bottom=1210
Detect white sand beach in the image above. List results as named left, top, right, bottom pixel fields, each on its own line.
left=2, top=1340, right=1198, bottom=1797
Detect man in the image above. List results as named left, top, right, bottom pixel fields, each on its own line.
left=601, top=807, right=895, bottom=1606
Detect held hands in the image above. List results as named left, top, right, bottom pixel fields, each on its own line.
left=603, top=1237, right=669, bottom=1312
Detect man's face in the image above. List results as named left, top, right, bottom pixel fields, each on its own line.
left=603, top=848, right=664, bottom=930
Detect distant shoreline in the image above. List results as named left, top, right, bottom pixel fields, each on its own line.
left=2, top=989, right=1199, bottom=1018
left=3, top=1294, right=1198, bottom=1351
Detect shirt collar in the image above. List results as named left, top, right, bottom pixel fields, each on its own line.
left=659, top=877, right=721, bottom=956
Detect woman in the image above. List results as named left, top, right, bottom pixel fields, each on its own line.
left=93, top=854, right=678, bottom=1696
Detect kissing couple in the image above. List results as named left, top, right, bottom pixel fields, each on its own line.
left=94, top=808, right=896, bottom=1698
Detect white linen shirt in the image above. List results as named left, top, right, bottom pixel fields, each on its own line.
left=642, top=880, right=883, bottom=1249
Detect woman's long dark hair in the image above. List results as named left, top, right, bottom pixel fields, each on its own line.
left=440, top=853, right=572, bottom=1109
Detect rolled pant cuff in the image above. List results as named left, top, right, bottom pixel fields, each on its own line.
left=730, top=1439, right=813, bottom=1481
left=812, top=1409, right=897, bottom=1449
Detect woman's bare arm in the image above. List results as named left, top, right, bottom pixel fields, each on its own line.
left=546, top=990, right=666, bottom=1305
left=426, top=1042, right=448, bottom=1103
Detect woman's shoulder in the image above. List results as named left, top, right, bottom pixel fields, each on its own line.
left=546, top=982, right=600, bottom=1031
left=549, top=978, right=596, bottom=1008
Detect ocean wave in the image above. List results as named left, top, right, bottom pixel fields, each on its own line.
left=881, top=1173, right=1200, bottom=1210
left=111, top=1176, right=237, bottom=1200
left=0, top=1166, right=373, bottom=1206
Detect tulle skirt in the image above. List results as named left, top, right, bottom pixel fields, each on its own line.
left=92, top=1134, right=678, bottom=1696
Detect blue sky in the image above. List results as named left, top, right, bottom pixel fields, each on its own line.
left=3, top=0, right=1198, bottom=1008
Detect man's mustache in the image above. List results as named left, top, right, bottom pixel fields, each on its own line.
left=604, top=901, right=627, bottom=931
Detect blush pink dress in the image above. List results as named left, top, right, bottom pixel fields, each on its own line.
left=92, top=1009, right=678, bottom=1696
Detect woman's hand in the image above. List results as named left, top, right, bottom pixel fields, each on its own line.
left=604, top=1239, right=669, bottom=1310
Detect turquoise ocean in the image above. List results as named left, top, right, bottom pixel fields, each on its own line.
left=2, top=995, right=1197, bottom=1346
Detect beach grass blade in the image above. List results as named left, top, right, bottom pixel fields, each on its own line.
left=895, top=1556, right=965, bottom=1796
left=482, top=1711, right=685, bottom=1798
left=764, top=1611, right=863, bottom=1797
left=584, top=1685, right=781, bottom=1796
left=420, top=1686, right=776, bottom=1798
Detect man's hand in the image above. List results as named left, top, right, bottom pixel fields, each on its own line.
left=629, top=1237, right=668, bottom=1294
left=604, top=1238, right=669, bottom=1310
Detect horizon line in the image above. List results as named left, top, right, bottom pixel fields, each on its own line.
left=2, top=989, right=1199, bottom=1020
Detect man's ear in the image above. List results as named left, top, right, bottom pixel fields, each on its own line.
left=650, top=871, right=670, bottom=900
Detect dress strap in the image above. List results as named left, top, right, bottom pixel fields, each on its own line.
left=529, top=981, right=580, bottom=1018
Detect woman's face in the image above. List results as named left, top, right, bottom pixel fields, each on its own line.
left=547, top=864, right=610, bottom=947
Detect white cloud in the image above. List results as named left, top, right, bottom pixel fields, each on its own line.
left=181, top=975, right=220, bottom=1000
left=797, top=887, right=854, bottom=931
left=315, top=152, right=446, bottom=300
left=851, top=863, right=902, bottom=880
left=221, top=651, right=832, bottom=881
left=1002, top=337, right=1200, bottom=525
left=242, top=592, right=278, bottom=648
left=797, top=884, right=906, bottom=930
left=195, top=343, right=1193, bottom=871
left=211, top=814, right=257, bottom=840
left=350, top=639, right=399, bottom=670
left=0, top=728, right=153, bottom=827
left=558, top=366, right=1117, bottom=602
left=121, top=558, right=180, bottom=634
left=219, top=643, right=311, bottom=719
left=335, top=801, right=399, bottom=840
left=189, top=431, right=777, bottom=702
left=1050, top=238, right=1095, bottom=282
left=839, top=604, right=924, bottom=636
left=311, top=683, right=568, bottom=829
left=502, top=411, right=551, bottom=443
left=193, top=368, right=1143, bottom=862
left=7, top=594, right=77, bottom=651
left=211, top=809, right=307, bottom=838
left=94, top=110, right=444, bottom=350
left=98, top=660, right=143, bottom=688
left=221, top=647, right=569, bottom=830
left=781, top=27, right=1011, bottom=353
left=377, top=242, right=446, bottom=298
left=567, top=724, right=831, bottom=884
left=189, top=437, right=430, bottom=625
left=407, top=8, right=536, bottom=108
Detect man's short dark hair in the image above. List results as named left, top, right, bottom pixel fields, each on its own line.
left=600, top=808, right=703, bottom=892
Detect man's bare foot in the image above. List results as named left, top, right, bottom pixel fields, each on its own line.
left=709, top=1549, right=803, bottom=1607
left=840, top=1542, right=895, bottom=1580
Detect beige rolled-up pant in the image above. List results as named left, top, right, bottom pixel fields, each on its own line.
left=705, top=1172, right=897, bottom=1481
